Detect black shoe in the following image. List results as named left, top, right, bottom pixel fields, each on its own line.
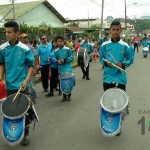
left=67, top=97, right=71, bottom=101
left=45, top=92, right=54, bottom=97
left=82, top=75, right=86, bottom=79
left=44, top=89, right=48, bottom=92
left=86, top=77, right=90, bottom=80
left=58, top=92, right=62, bottom=96
left=21, top=135, right=30, bottom=146
left=62, top=97, right=67, bottom=102
left=54, top=88, right=59, bottom=91
left=116, top=131, right=121, bottom=136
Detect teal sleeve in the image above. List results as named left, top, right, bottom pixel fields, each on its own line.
left=124, top=46, right=134, bottom=68
left=90, top=44, right=93, bottom=52
left=99, top=45, right=105, bottom=66
left=0, top=50, right=4, bottom=64
left=66, top=49, right=74, bottom=63
left=35, top=46, right=40, bottom=56
left=26, top=50, right=34, bottom=67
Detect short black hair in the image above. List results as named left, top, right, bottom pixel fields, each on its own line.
left=84, top=34, right=88, bottom=37
left=4, top=21, right=19, bottom=32
left=110, top=20, right=121, bottom=28
left=40, top=34, right=47, bottom=39
left=56, top=36, right=64, bottom=41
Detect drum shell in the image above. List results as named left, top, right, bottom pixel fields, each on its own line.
left=59, top=72, right=75, bottom=94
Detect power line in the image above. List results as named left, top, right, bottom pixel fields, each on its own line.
left=89, top=0, right=102, bottom=7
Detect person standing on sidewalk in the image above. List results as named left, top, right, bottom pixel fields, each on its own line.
left=35, top=35, right=52, bottom=92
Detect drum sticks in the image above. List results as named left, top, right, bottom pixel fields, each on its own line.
left=108, top=51, right=124, bottom=74
left=103, top=58, right=126, bottom=73
left=12, top=86, right=23, bottom=102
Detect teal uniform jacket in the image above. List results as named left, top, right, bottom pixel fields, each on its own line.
left=35, top=42, right=52, bottom=65
left=142, top=41, right=150, bottom=47
left=54, top=46, right=74, bottom=73
left=99, top=37, right=109, bottom=46
left=0, top=41, right=34, bottom=90
left=99, top=39, right=134, bottom=85
left=49, top=49, right=58, bottom=68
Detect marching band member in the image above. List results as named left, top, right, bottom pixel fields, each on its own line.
left=0, top=21, right=34, bottom=146
left=99, top=20, right=134, bottom=136
left=80, top=35, right=93, bottom=80
left=99, top=20, right=134, bottom=93
left=54, top=36, right=74, bottom=101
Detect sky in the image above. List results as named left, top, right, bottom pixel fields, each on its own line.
left=0, top=0, right=150, bottom=20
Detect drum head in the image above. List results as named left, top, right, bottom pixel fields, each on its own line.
left=100, top=88, right=128, bottom=113
left=143, top=47, right=149, bottom=51
left=1, top=94, right=30, bottom=118
left=59, top=72, right=74, bottom=78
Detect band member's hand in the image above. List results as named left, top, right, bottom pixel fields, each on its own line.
left=61, top=59, right=65, bottom=63
left=58, top=59, right=64, bottom=64
left=106, top=62, right=113, bottom=66
left=58, top=60, right=62, bottom=64
left=115, top=63, right=122, bottom=68
left=21, top=80, right=28, bottom=91
left=32, top=69, right=37, bottom=76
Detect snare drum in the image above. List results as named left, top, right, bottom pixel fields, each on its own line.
left=99, top=88, right=129, bottom=137
left=77, top=47, right=89, bottom=67
left=1, top=94, right=30, bottom=146
left=59, top=72, right=75, bottom=95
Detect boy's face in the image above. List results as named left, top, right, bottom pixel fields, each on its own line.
left=57, top=39, right=64, bottom=48
left=110, top=25, right=122, bottom=40
left=84, top=36, right=88, bottom=42
left=5, top=27, right=19, bottom=42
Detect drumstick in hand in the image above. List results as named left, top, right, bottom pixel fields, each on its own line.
left=103, top=58, right=126, bottom=73
left=12, top=86, right=23, bottom=102
left=108, top=51, right=124, bottom=74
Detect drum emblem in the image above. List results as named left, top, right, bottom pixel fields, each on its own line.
left=10, top=123, right=17, bottom=131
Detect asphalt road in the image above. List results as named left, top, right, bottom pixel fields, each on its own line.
left=0, top=47, right=150, bottom=150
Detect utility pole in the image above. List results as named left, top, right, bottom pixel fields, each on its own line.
left=124, top=0, right=127, bottom=29
left=100, top=0, right=104, bottom=38
left=12, top=0, right=16, bottom=20
left=88, top=9, right=89, bottom=28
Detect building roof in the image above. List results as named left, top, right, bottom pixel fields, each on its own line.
left=65, top=27, right=84, bottom=34
left=0, top=0, right=67, bottom=23
left=67, top=19, right=97, bottom=22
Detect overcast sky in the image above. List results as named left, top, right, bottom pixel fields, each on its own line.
left=1, top=0, right=150, bottom=19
